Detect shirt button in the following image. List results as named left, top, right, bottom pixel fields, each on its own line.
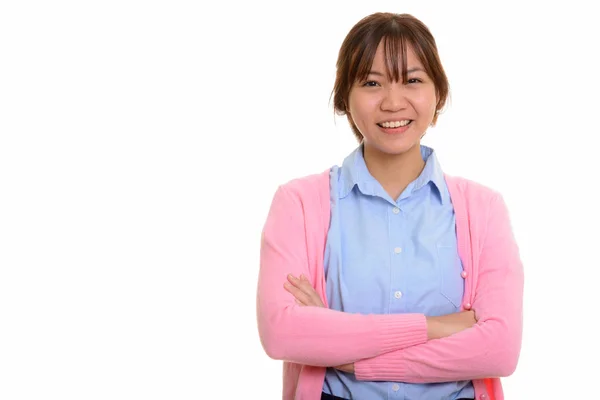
left=394, top=247, right=402, bottom=254
left=392, top=207, right=400, bottom=214
left=394, top=291, right=402, bottom=299
left=461, top=271, right=468, bottom=278
left=480, top=395, right=487, bottom=399
left=392, top=384, right=400, bottom=391
left=464, top=303, right=472, bottom=310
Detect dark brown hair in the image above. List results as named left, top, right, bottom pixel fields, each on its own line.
left=332, top=13, right=450, bottom=142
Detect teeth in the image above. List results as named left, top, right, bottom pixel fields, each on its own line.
left=380, top=120, right=411, bottom=128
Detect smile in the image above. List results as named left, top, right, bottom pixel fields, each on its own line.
left=377, top=120, right=412, bottom=128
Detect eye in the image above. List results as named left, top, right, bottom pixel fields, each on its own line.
left=362, top=80, right=380, bottom=87
left=407, top=78, right=423, bottom=84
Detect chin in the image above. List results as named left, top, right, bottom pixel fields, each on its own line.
left=368, top=140, right=420, bottom=156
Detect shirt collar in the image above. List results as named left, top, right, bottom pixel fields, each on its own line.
left=339, top=144, right=449, bottom=204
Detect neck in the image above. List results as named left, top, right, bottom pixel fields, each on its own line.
left=363, top=143, right=425, bottom=201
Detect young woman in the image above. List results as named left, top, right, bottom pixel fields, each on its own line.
left=257, top=12, right=523, bottom=400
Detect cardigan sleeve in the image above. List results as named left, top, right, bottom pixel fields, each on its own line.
left=353, top=193, right=524, bottom=382
left=257, top=184, right=428, bottom=367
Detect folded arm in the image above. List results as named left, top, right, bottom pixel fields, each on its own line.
left=353, top=193, right=524, bottom=382
left=257, top=185, right=428, bottom=367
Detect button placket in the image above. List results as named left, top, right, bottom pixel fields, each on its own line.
left=389, top=204, right=405, bottom=313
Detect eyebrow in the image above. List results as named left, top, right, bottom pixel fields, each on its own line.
left=368, top=67, right=425, bottom=75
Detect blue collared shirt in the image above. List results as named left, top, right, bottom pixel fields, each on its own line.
left=323, top=145, right=475, bottom=400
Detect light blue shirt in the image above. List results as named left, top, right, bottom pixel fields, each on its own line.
left=323, top=145, right=475, bottom=400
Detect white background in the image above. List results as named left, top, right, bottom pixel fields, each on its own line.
left=1, top=1, right=599, bottom=399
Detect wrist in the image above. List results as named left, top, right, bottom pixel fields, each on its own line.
left=425, top=316, right=443, bottom=340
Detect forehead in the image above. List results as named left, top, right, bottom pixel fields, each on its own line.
left=371, top=40, right=422, bottom=69
left=352, top=36, right=426, bottom=83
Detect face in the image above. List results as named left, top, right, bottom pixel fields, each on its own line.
left=347, top=41, right=437, bottom=157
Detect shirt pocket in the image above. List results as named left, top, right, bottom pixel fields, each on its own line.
left=436, top=243, right=464, bottom=309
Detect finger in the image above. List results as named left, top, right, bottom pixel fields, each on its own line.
left=294, top=275, right=325, bottom=306
left=285, top=280, right=321, bottom=307
left=287, top=275, right=314, bottom=296
left=288, top=276, right=321, bottom=305
left=288, top=274, right=315, bottom=296
left=287, top=274, right=304, bottom=286
left=295, top=276, right=323, bottom=305
left=284, top=282, right=312, bottom=305
left=284, top=282, right=308, bottom=304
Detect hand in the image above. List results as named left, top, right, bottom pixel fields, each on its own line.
left=427, top=310, right=477, bottom=340
left=283, top=274, right=325, bottom=308
left=450, top=310, right=477, bottom=331
left=284, top=277, right=352, bottom=372
left=334, top=363, right=354, bottom=373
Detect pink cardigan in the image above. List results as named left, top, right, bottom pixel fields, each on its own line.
left=257, top=169, right=524, bottom=400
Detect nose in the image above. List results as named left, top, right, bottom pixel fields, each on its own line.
left=380, top=84, right=408, bottom=112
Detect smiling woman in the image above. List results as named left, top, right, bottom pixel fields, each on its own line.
left=332, top=13, right=448, bottom=144
left=256, top=12, right=523, bottom=400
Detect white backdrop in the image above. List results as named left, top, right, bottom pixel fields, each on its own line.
left=1, top=1, right=599, bottom=399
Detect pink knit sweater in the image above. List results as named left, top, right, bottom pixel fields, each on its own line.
left=257, top=169, right=523, bottom=400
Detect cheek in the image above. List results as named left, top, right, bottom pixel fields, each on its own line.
left=349, top=96, right=378, bottom=120
left=414, top=92, right=437, bottom=116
